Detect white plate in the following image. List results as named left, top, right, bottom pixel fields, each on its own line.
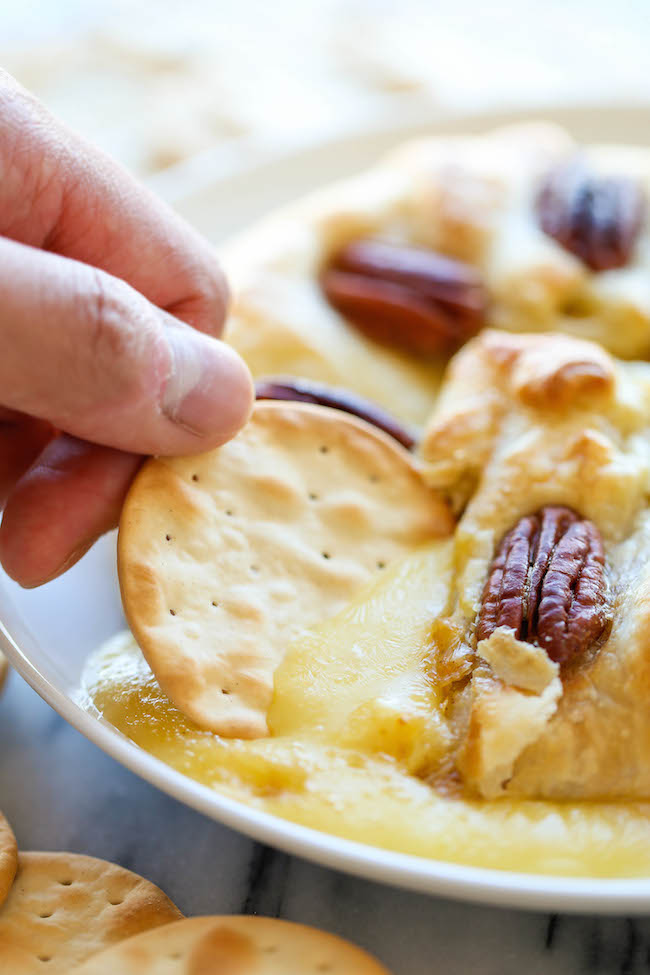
left=3, top=104, right=650, bottom=914
left=154, top=101, right=650, bottom=242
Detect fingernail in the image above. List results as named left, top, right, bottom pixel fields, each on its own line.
left=162, top=325, right=253, bottom=441
left=28, top=540, right=94, bottom=588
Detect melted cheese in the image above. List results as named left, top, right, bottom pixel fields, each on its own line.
left=82, top=544, right=650, bottom=878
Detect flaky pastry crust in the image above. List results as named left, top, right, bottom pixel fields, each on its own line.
left=421, top=329, right=650, bottom=800
left=222, top=122, right=650, bottom=430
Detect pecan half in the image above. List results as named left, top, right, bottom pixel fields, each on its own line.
left=536, top=159, right=645, bottom=271
left=476, top=505, right=607, bottom=666
left=320, top=239, right=487, bottom=357
left=255, top=376, right=416, bottom=449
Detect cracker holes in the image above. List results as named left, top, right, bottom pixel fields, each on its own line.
left=108, top=898, right=123, bottom=906
left=369, top=473, right=380, bottom=483
left=169, top=609, right=177, bottom=617
left=169, top=952, right=183, bottom=960
left=165, top=534, right=172, bottom=542
left=376, top=560, right=386, bottom=569
left=38, top=912, right=53, bottom=919
left=191, top=474, right=199, bottom=482
left=58, top=879, right=73, bottom=886
left=225, top=509, right=234, bottom=517
left=263, top=945, right=278, bottom=954
left=211, top=600, right=219, bottom=608
left=319, top=445, right=330, bottom=454
left=222, top=689, right=230, bottom=695
left=37, top=956, right=51, bottom=963
left=308, top=491, right=319, bottom=501
left=316, top=964, right=333, bottom=972
left=321, top=551, right=331, bottom=560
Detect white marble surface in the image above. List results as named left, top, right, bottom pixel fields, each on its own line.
left=2, top=668, right=650, bottom=974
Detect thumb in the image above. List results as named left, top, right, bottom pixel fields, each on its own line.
left=0, top=236, right=253, bottom=455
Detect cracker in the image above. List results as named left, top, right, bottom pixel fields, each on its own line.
left=72, top=914, right=392, bottom=974
left=118, top=401, right=451, bottom=737
left=0, top=812, right=17, bottom=908
left=0, top=851, right=182, bottom=974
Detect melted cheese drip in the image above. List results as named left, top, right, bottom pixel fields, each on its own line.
left=82, top=544, right=650, bottom=878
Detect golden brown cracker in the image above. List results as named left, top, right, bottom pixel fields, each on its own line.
left=118, top=401, right=451, bottom=737
left=72, top=915, right=392, bottom=974
left=0, top=852, right=182, bottom=974
left=0, top=812, right=17, bottom=908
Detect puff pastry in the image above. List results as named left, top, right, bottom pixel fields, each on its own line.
left=420, top=329, right=650, bottom=800
left=223, top=121, right=650, bottom=432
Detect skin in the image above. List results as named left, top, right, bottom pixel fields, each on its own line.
left=0, top=71, right=254, bottom=587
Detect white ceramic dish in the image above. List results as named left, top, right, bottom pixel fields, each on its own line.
left=3, top=104, right=650, bottom=914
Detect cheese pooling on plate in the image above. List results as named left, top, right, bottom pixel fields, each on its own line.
left=82, top=558, right=650, bottom=879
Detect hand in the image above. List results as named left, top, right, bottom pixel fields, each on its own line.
left=0, top=71, right=253, bottom=587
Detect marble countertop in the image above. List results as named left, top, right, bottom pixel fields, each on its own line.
left=2, top=668, right=649, bottom=974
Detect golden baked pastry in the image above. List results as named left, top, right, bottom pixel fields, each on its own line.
left=420, top=329, right=650, bottom=800
left=223, top=121, right=650, bottom=438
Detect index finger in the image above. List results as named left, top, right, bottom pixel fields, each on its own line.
left=0, top=70, right=227, bottom=336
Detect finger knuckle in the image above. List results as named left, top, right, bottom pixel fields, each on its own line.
left=183, top=257, right=230, bottom=336
left=78, top=269, right=162, bottom=406
left=83, top=269, right=129, bottom=359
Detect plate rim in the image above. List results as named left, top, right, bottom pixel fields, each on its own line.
left=4, top=620, right=650, bottom=914
left=5, top=100, right=650, bottom=913
left=153, top=97, right=650, bottom=219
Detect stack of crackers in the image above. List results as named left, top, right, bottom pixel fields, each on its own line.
left=0, top=811, right=390, bottom=973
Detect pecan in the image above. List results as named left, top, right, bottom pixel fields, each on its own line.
left=476, top=505, right=607, bottom=666
left=536, top=159, right=645, bottom=271
left=255, top=376, right=416, bottom=449
left=320, top=239, right=487, bottom=357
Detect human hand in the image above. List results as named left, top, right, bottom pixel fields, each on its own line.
left=0, top=71, right=253, bottom=587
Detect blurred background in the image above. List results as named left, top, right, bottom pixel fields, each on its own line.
left=3, top=0, right=649, bottom=190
